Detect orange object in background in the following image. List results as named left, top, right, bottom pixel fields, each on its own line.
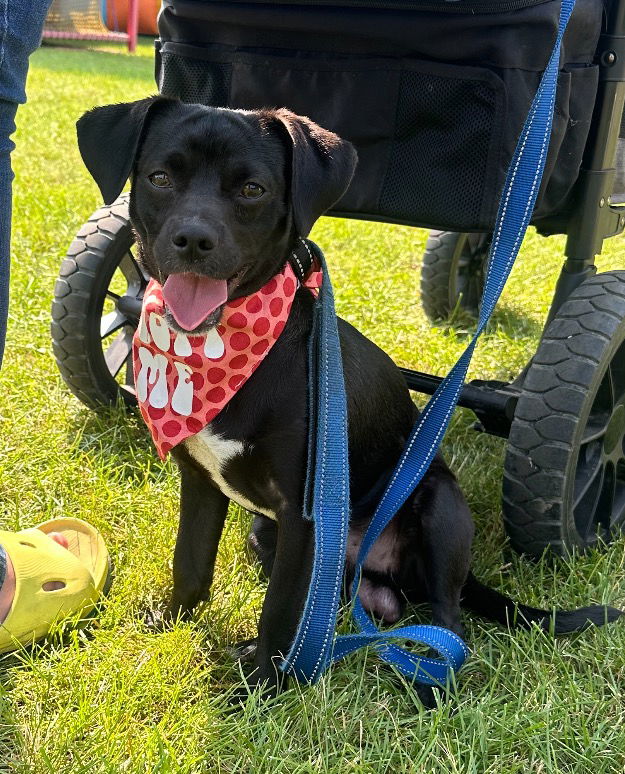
left=105, top=0, right=158, bottom=35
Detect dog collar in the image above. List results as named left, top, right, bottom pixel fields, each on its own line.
left=133, top=250, right=321, bottom=459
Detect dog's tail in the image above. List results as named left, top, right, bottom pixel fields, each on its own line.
left=461, top=571, right=623, bottom=633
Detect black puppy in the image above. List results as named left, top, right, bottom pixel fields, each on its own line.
left=77, top=97, right=621, bottom=700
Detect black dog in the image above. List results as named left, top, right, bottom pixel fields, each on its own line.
left=77, top=97, right=622, bottom=701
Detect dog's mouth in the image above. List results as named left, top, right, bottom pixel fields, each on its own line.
left=162, top=268, right=246, bottom=332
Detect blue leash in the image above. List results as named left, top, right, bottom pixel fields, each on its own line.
left=282, top=0, right=576, bottom=685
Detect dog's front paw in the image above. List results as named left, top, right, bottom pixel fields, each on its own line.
left=143, top=600, right=194, bottom=632
left=415, top=683, right=440, bottom=710
left=227, top=675, right=283, bottom=711
left=228, top=658, right=289, bottom=710
left=143, top=607, right=173, bottom=632
left=227, top=637, right=258, bottom=663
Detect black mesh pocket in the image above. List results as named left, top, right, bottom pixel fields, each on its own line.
left=378, top=66, right=503, bottom=230
left=158, top=49, right=232, bottom=106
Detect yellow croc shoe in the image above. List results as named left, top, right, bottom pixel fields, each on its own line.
left=0, top=517, right=110, bottom=653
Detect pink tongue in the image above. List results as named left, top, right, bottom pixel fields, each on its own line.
left=162, top=273, right=228, bottom=331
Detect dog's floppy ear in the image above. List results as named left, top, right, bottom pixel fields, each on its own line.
left=271, top=109, right=358, bottom=237
left=76, top=96, right=175, bottom=205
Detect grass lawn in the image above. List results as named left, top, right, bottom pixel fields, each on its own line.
left=1, top=38, right=625, bottom=774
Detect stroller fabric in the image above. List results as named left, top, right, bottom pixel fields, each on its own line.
left=156, top=0, right=603, bottom=232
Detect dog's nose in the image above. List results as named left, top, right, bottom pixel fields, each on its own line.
left=171, top=224, right=216, bottom=260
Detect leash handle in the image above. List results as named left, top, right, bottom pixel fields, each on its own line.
left=284, top=0, right=576, bottom=685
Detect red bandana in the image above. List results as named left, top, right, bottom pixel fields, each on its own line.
left=132, top=263, right=321, bottom=458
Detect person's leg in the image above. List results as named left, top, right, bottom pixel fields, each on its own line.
left=0, top=91, right=18, bottom=369
left=0, top=546, right=14, bottom=624
left=0, top=2, right=105, bottom=640
left=0, top=0, right=53, bottom=367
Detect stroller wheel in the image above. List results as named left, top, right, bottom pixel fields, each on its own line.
left=420, top=231, right=489, bottom=321
left=51, top=195, right=145, bottom=409
left=503, top=271, right=625, bottom=557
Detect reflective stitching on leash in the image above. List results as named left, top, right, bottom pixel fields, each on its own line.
left=286, top=257, right=348, bottom=678
left=382, top=626, right=469, bottom=666
left=349, top=596, right=469, bottom=672
left=310, top=283, right=345, bottom=680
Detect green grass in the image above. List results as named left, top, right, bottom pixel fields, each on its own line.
left=1, top=39, right=625, bottom=773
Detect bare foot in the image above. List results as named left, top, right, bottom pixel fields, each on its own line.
left=0, top=532, right=70, bottom=625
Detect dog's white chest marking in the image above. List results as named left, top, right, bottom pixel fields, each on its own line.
left=184, top=429, right=277, bottom=520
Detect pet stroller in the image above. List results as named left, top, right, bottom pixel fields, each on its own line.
left=51, top=0, right=625, bottom=558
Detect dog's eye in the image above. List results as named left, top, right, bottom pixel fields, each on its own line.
left=149, top=171, right=172, bottom=188
left=240, top=182, right=265, bottom=199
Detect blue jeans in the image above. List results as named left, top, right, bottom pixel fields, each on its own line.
left=0, top=0, right=52, bottom=368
